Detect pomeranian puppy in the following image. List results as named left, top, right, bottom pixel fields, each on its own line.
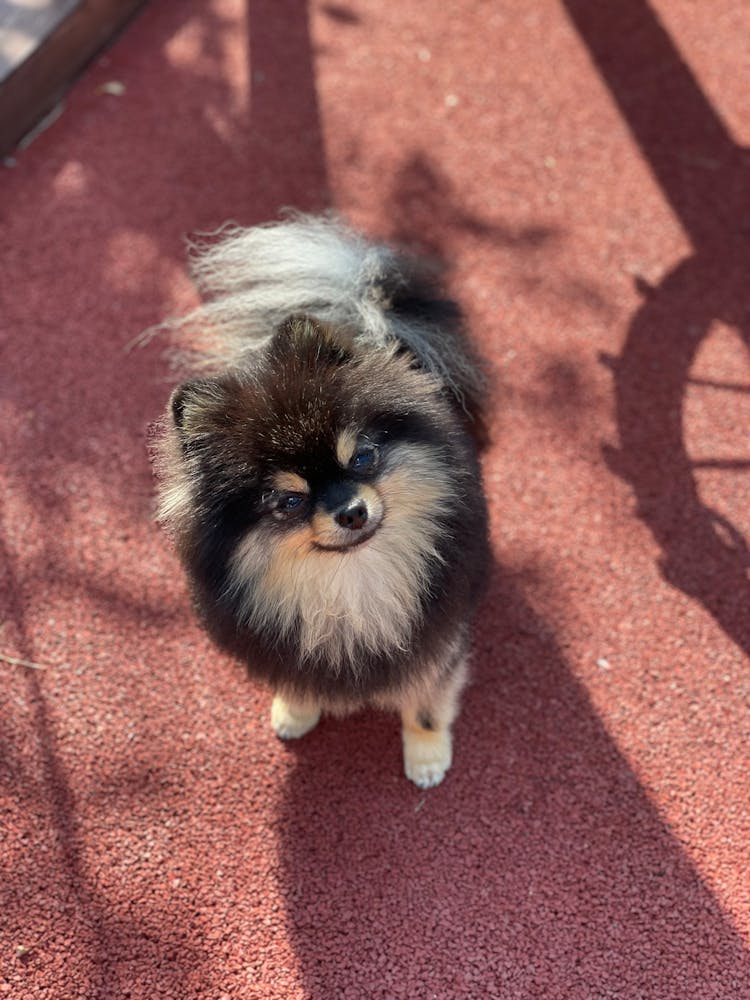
left=154, top=215, right=489, bottom=787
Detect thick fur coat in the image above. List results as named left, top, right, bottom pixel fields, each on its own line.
left=155, top=215, right=490, bottom=786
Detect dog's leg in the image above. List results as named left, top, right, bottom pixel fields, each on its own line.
left=400, top=655, right=468, bottom=789
left=270, top=692, right=321, bottom=739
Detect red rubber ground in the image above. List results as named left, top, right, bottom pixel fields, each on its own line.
left=2, top=2, right=749, bottom=997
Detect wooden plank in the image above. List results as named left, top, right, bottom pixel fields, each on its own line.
left=0, top=1, right=79, bottom=83
left=0, top=0, right=147, bottom=157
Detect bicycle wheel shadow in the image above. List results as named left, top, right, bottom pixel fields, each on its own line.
left=274, top=563, right=750, bottom=997
left=562, top=1, right=750, bottom=655
left=603, top=252, right=750, bottom=655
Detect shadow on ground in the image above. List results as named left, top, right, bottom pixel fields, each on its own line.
left=274, top=562, right=750, bottom=997
left=1, top=0, right=749, bottom=996
left=563, top=0, right=750, bottom=656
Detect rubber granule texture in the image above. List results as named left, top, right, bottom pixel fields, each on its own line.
left=1, top=2, right=749, bottom=998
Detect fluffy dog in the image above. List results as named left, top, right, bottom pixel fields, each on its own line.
left=154, top=215, right=489, bottom=787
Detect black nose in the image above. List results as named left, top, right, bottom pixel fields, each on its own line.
left=335, top=500, right=369, bottom=531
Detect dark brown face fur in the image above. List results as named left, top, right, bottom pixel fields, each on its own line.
left=171, top=317, right=444, bottom=471
left=157, top=316, right=489, bottom=699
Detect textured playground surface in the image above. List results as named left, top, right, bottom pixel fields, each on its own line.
left=1, top=1, right=750, bottom=997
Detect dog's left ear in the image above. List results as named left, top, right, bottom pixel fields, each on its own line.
left=271, top=314, right=355, bottom=365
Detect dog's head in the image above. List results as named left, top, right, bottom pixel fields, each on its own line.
left=157, top=316, right=471, bottom=664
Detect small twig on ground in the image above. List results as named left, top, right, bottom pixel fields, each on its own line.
left=0, top=651, right=47, bottom=670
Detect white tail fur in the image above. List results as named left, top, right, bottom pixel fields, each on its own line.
left=160, top=214, right=398, bottom=367
left=150, top=213, right=481, bottom=406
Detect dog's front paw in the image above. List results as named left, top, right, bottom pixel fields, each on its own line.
left=270, top=695, right=321, bottom=740
left=402, top=729, right=452, bottom=788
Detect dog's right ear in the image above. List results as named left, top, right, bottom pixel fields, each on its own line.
left=169, top=379, right=219, bottom=436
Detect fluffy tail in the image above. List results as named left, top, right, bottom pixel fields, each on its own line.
left=165, top=213, right=485, bottom=418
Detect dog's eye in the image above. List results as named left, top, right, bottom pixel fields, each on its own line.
left=274, top=492, right=307, bottom=516
left=350, top=444, right=378, bottom=475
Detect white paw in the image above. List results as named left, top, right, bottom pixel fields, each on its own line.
left=403, top=730, right=452, bottom=788
left=270, top=695, right=321, bottom=740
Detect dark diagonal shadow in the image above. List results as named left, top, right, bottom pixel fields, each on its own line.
left=562, top=0, right=750, bottom=654
left=276, top=563, right=750, bottom=997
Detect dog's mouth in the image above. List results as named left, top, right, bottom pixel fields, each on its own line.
left=312, top=522, right=380, bottom=552
left=310, top=494, right=385, bottom=552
